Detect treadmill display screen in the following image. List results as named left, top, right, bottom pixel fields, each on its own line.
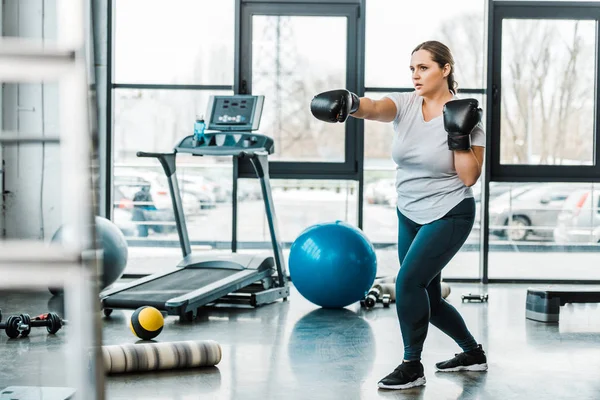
left=207, top=95, right=264, bottom=131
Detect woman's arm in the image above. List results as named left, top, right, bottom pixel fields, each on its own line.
left=351, top=97, right=398, bottom=123
left=310, top=90, right=398, bottom=123
left=454, top=146, right=484, bottom=187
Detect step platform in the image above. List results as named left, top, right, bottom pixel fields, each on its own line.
left=526, top=287, right=600, bottom=322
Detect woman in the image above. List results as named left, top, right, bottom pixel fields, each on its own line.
left=310, top=40, right=487, bottom=390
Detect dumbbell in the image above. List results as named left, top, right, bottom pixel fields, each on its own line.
left=461, top=293, right=489, bottom=303
left=0, top=312, right=66, bottom=338
left=361, top=286, right=379, bottom=309
left=361, top=284, right=392, bottom=309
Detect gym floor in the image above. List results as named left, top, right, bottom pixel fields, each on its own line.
left=1, top=283, right=599, bottom=400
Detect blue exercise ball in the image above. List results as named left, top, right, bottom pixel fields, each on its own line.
left=289, top=221, right=377, bottom=308
left=49, top=216, right=128, bottom=294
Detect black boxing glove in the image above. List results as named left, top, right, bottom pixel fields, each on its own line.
left=443, top=99, right=482, bottom=151
left=310, top=89, right=360, bottom=123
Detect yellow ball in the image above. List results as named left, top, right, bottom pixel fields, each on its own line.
left=129, top=306, right=164, bottom=340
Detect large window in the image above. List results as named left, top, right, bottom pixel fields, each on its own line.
left=486, top=3, right=600, bottom=282
left=238, top=3, right=362, bottom=177
left=251, top=15, right=347, bottom=162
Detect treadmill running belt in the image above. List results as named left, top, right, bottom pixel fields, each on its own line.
left=109, top=268, right=240, bottom=304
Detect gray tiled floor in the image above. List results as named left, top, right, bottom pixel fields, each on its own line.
left=1, top=283, right=600, bottom=399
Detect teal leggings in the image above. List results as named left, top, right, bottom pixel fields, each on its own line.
left=396, top=197, right=478, bottom=361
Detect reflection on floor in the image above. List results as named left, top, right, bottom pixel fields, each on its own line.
left=1, top=283, right=600, bottom=399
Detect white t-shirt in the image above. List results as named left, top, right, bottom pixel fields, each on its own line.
left=384, top=91, right=486, bottom=224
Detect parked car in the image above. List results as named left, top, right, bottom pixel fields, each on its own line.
left=554, top=189, right=600, bottom=244
left=488, top=184, right=584, bottom=241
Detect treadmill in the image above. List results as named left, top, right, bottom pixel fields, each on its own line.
left=101, top=95, right=290, bottom=321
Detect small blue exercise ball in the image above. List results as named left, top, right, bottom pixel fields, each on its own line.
left=289, top=221, right=377, bottom=308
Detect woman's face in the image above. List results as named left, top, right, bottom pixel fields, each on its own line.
left=410, top=49, right=449, bottom=97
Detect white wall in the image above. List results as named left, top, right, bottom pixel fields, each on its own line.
left=2, top=0, right=63, bottom=240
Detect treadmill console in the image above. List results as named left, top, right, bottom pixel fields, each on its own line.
left=175, top=95, right=272, bottom=156
left=206, top=95, right=264, bottom=132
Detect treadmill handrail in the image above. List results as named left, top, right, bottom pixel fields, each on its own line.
left=137, top=151, right=176, bottom=177
left=249, top=153, right=288, bottom=287
left=135, top=151, right=192, bottom=258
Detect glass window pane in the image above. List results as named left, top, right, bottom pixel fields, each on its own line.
left=500, top=19, right=596, bottom=165
left=488, top=182, right=600, bottom=280
left=113, top=89, right=232, bottom=160
left=238, top=179, right=358, bottom=243
left=252, top=16, right=346, bottom=162
left=113, top=163, right=232, bottom=240
left=115, top=160, right=235, bottom=277
left=366, top=1, right=485, bottom=88
left=114, top=0, right=234, bottom=85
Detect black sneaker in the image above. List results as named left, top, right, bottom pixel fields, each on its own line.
left=435, top=344, right=488, bottom=372
left=378, top=361, right=426, bottom=390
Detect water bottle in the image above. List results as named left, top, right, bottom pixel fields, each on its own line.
left=193, top=115, right=206, bottom=145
